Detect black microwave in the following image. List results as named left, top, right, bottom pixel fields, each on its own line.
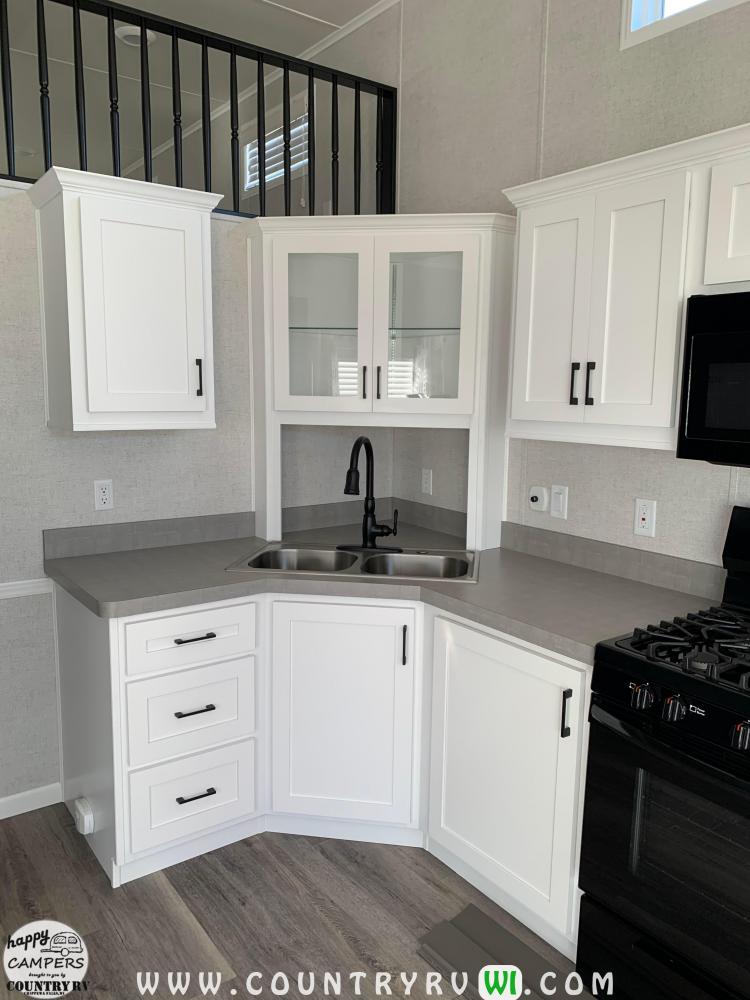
left=677, top=292, right=750, bottom=466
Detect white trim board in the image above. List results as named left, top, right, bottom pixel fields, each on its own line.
left=0, top=782, right=62, bottom=821
left=0, top=578, right=53, bottom=600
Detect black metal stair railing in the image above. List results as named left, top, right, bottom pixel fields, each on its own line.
left=0, top=0, right=397, bottom=216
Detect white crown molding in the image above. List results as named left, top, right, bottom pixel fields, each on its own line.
left=28, top=167, right=224, bottom=212
left=244, top=211, right=516, bottom=234
left=504, top=121, right=750, bottom=208
left=0, top=782, right=61, bottom=820
left=0, top=578, right=53, bottom=601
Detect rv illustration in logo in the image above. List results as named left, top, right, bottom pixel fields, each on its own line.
left=45, top=931, right=84, bottom=957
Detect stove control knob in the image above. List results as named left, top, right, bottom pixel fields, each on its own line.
left=662, top=695, right=687, bottom=722
left=630, top=683, right=655, bottom=711
left=730, top=721, right=750, bottom=751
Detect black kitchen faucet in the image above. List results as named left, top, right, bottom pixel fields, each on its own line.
left=336, top=435, right=402, bottom=552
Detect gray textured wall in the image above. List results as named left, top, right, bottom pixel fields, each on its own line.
left=0, top=194, right=252, bottom=799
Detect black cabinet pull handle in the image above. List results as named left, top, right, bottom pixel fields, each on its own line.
left=376, top=365, right=382, bottom=400
left=392, top=509, right=399, bottom=537
left=402, top=624, right=407, bottom=665
left=585, top=361, right=596, bottom=406
left=362, top=364, right=367, bottom=400
left=561, top=688, right=573, bottom=738
left=196, top=358, right=204, bottom=397
left=176, top=786, right=216, bottom=806
left=174, top=631, right=217, bottom=646
left=569, top=362, right=580, bottom=405
left=174, top=703, right=216, bottom=720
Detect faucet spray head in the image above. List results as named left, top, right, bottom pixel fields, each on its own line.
left=344, top=468, right=360, bottom=495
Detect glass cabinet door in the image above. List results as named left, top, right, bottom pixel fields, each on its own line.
left=273, top=236, right=373, bottom=410
left=372, top=233, right=480, bottom=414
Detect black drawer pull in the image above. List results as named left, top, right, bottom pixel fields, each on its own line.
left=569, top=362, right=580, bottom=405
left=196, top=358, right=204, bottom=397
left=174, top=703, right=216, bottom=720
left=362, top=364, right=367, bottom=400
left=402, top=624, right=408, bottom=665
left=585, top=361, right=596, bottom=406
left=174, top=631, right=217, bottom=646
left=176, top=786, right=216, bottom=806
left=561, top=688, right=573, bottom=738
left=376, top=365, right=382, bottom=399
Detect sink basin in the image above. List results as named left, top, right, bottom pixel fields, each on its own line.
left=360, top=552, right=471, bottom=579
left=245, top=548, right=358, bottom=572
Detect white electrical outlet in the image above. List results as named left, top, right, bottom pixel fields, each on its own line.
left=550, top=484, right=568, bottom=520
left=421, top=468, right=433, bottom=496
left=94, top=479, right=114, bottom=511
left=634, top=498, right=657, bottom=537
left=528, top=486, right=549, bottom=512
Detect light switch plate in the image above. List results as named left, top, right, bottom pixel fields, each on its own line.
left=634, top=498, right=657, bottom=537
left=421, top=468, right=433, bottom=496
left=550, top=485, right=568, bottom=520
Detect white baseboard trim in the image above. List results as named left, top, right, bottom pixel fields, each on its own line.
left=0, top=782, right=62, bottom=820
left=0, top=578, right=53, bottom=600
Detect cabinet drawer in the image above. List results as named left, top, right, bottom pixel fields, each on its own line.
left=128, top=741, right=255, bottom=854
left=126, top=656, right=255, bottom=767
left=124, top=603, right=256, bottom=676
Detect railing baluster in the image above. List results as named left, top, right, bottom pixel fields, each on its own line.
left=201, top=39, right=211, bottom=191
left=72, top=0, right=87, bottom=170
left=282, top=60, right=291, bottom=216
left=331, top=73, right=339, bottom=215
left=106, top=10, right=120, bottom=176
left=171, top=29, right=182, bottom=186
left=257, top=55, right=266, bottom=216
left=375, top=89, right=383, bottom=214
left=140, top=18, right=152, bottom=181
left=380, top=88, right=397, bottom=213
left=307, top=68, right=315, bottom=216
left=0, top=0, right=14, bottom=176
left=230, top=48, right=239, bottom=212
left=36, top=0, right=51, bottom=171
left=353, top=80, right=361, bottom=215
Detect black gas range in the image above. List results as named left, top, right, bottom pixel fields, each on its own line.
left=576, top=506, right=750, bottom=1000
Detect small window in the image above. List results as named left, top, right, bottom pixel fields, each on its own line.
left=622, top=0, right=748, bottom=46
left=244, top=113, right=309, bottom=192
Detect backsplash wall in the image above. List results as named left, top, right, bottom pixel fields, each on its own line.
left=506, top=439, right=750, bottom=567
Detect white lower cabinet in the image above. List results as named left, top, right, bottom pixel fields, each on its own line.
left=271, top=600, right=417, bottom=824
left=429, top=617, right=587, bottom=941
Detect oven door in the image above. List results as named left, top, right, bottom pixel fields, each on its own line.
left=579, top=701, right=750, bottom=998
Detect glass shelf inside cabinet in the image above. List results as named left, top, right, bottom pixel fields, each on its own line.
left=289, top=326, right=358, bottom=334
left=388, top=327, right=460, bottom=338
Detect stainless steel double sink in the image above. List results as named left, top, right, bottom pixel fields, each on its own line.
left=226, top=543, right=478, bottom=582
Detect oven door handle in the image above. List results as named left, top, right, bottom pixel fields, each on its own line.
left=590, top=703, right=750, bottom=799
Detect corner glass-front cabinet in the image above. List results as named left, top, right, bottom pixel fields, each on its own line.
left=272, top=229, right=480, bottom=415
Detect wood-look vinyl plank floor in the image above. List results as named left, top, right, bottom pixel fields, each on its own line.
left=0, top=805, right=577, bottom=999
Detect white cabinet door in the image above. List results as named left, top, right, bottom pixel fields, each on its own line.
left=510, top=197, right=594, bottom=422
left=371, top=232, right=480, bottom=415
left=272, top=601, right=416, bottom=824
left=586, top=171, right=689, bottom=427
left=272, top=233, right=374, bottom=411
left=79, top=195, right=210, bottom=413
left=705, top=155, right=750, bottom=283
left=429, top=618, right=585, bottom=935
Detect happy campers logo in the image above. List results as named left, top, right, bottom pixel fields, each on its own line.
left=4, top=921, right=89, bottom=998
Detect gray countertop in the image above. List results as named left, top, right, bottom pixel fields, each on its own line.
left=44, top=523, right=711, bottom=665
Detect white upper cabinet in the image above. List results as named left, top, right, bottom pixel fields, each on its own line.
left=272, top=232, right=374, bottom=412
left=705, top=154, right=750, bottom=284
left=587, top=172, right=689, bottom=427
left=508, top=169, right=689, bottom=434
left=511, top=197, right=594, bottom=423
left=29, top=168, right=221, bottom=431
left=372, top=231, right=480, bottom=414
left=254, top=216, right=505, bottom=420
